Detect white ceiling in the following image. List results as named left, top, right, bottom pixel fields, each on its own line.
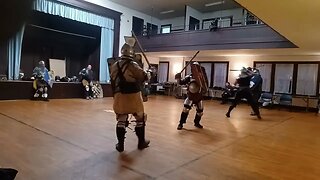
left=144, top=0, right=320, bottom=58
left=108, top=0, right=239, bottom=19
left=235, top=0, right=320, bottom=54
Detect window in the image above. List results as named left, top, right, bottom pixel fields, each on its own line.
left=255, top=61, right=320, bottom=96
left=158, top=62, right=169, bottom=83
left=185, top=61, right=228, bottom=88
left=161, top=24, right=171, bottom=34
left=274, top=64, right=294, bottom=94
left=256, top=63, right=272, bottom=92
left=218, top=17, right=232, bottom=28
left=213, top=63, right=228, bottom=87
left=185, top=61, right=191, bottom=75
left=296, top=64, right=318, bottom=96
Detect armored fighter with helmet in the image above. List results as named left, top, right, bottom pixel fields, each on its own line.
left=110, top=43, right=151, bottom=152
left=32, top=61, right=51, bottom=101
left=175, top=62, right=208, bottom=130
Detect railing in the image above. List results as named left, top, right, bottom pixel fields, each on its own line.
left=139, top=17, right=264, bottom=36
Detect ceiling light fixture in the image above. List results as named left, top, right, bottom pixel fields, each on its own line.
left=160, top=10, right=175, bottom=14
left=205, top=1, right=225, bottom=7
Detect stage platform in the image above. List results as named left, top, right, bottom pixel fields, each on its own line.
left=0, top=81, right=113, bottom=100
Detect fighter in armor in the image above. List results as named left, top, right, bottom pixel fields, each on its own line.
left=250, top=68, right=263, bottom=115
left=79, top=65, right=94, bottom=100
left=221, top=82, right=237, bottom=104
left=175, top=62, right=208, bottom=130
left=32, top=61, right=51, bottom=101
left=225, top=67, right=261, bottom=119
left=110, top=43, right=151, bottom=152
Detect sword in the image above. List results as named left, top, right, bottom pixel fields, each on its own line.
left=131, top=30, right=151, bottom=68
left=179, top=51, right=200, bottom=74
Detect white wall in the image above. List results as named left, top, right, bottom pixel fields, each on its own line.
left=84, top=0, right=161, bottom=54
left=140, top=55, right=160, bottom=70
left=159, top=57, right=184, bottom=82
left=185, top=6, right=203, bottom=30
left=160, top=16, right=185, bottom=30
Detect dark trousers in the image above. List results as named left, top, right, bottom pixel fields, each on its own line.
left=84, top=84, right=93, bottom=98
left=227, top=88, right=260, bottom=116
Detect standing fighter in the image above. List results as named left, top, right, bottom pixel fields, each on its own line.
left=250, top=68, right=263, bottom=116
left=79, top=65, right=94, bottom=100
left=110, top=43, right=151, bottom=152
left=32, top=61, right=51, bottom=101
left=175, top=62, right=208, bottom=130
left=225, top=67, right=261, bottom=119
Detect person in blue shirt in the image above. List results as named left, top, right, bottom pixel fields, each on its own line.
left=32, top=61, right=51, bottom=101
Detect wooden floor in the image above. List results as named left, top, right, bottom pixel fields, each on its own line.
left=0, top=96, right=320, bottom=180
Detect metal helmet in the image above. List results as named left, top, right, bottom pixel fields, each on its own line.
left=39, top=61, right=45, bottom=67
left=121, top=43, right=135, bottom=59
left=239, top=67, right=249, bottom=78
left=192, top=61, right=200, bottom=66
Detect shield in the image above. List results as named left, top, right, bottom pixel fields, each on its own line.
left=107, top=57, right=121, bottom=77
left=44, top=70, right=53, bottom=88
left=191, top=63, right=208, bottom=93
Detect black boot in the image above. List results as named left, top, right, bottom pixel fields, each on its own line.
left=116, top=127, right=126, bottom=152
left=250, top=103, right=262, bottom=119
left=135, top=125, right=150, bottom=150
left=194, top=114, right=203, bottom=128
left=226, top=106, right=234, bottom=118
left=0, top=168, right=18, bottom=180
left=177, top=112, right=188, bottom=130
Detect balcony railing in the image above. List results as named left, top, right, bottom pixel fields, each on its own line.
left=139, top=18, right=264, bottom=36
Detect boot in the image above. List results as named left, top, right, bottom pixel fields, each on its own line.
left=0, top=168, right=18, bottom=180
left=177, top=112, right=188, bottom=130
left=194, top=114, right=203, bottom=128
left=135, top=125, right=150, bottom=150
left=116, top=127, right=126, bottom=152
left=226, top=106, right=234, bottom=118
left=250, top=103, right=262, bottom=119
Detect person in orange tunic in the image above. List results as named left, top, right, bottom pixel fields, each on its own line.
left=110, top=43, right=151, bottom=152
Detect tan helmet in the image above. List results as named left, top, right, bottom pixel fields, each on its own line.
left=121, top=43, right=134, bottom=59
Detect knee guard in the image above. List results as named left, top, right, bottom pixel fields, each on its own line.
left=135, top=113, right=146, bottom=128
left=44, top=87, right=48, bottom=93
left=183, top=105, right=191, bottom=113
left=85, top=85, right=89, bottom=91
left=196, top=109, right=203, bottom=117
left=116, top=115, right=129, bottom=128
left=39, top=87, right=43, bottom=93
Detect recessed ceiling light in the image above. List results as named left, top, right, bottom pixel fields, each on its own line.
left=205, top=1, right=225, bottom=7
left=160, top=10, right=175, bottom=14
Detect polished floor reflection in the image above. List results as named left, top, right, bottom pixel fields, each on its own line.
left=0, top=96, right=319, bottom=180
